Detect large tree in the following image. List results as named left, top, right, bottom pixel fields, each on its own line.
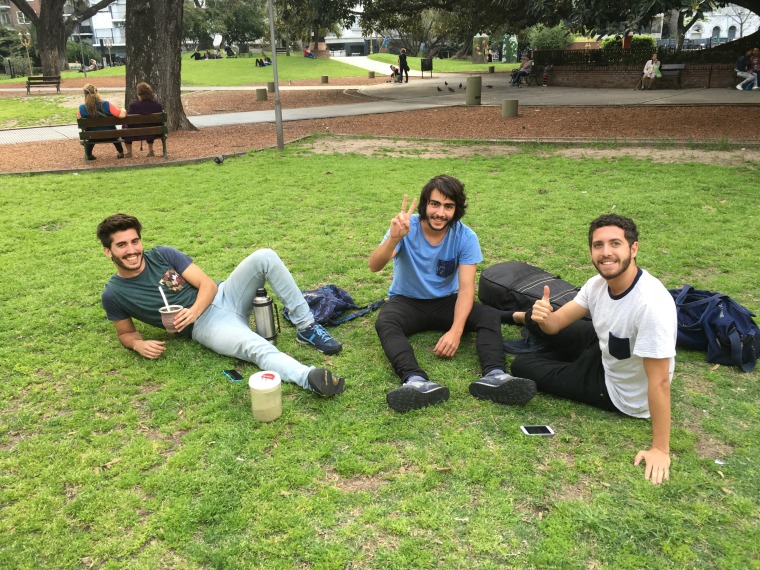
left=9, top=0, right=118, bottom=76
left=126, top=0, right=194, bottom=131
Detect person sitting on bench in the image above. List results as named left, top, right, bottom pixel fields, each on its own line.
left=510, top=55, right=533, bottom=86
left=641, top=53, right=661, bottom=90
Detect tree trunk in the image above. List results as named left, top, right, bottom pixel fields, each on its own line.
left=126, top=0, right=195, bottom=132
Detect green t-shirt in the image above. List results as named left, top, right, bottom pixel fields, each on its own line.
left=101, top=246, right=198, bottom=338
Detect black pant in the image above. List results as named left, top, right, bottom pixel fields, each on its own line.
left=511, top=310, right=620, bottom=413
left=375, top=294, right=505, bottom=383
left=398, top=67, right=409, bottom=82
left=85, top=141, right=124, bottom=158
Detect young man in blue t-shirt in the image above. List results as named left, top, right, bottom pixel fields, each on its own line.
left=369, top=175, right=535, bottom=413
left=96, top=213, right=344, bottom=397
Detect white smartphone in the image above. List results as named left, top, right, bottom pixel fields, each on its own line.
left=520, top=425, right=555, bottom=436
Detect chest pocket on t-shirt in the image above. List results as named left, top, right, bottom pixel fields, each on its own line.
left=608, top=332, right=631, bottom=360
left=436, top=258, right=456, bottom=278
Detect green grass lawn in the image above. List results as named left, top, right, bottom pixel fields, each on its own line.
left=0, top=56, right=380, bottom=87
left=1, top=142, right=758, bottom=568
left=368, top=53, right=519, bottom=73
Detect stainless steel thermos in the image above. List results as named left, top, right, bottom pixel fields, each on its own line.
left=252, top=287, right=278, bottom=341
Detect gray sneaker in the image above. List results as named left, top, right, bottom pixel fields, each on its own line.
left=386, top=378, right=449, bottom=413
left=307, top=368, right=345, bottom=397
left=469, top=373, right=537, bottom=405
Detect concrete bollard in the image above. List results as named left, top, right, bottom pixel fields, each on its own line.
left=321, top=75, right=329, bottom=84
left=368, top=71, right=375, bottom=79
left=267, top=81, right=275, bottom=93
left=256, top=88, right=267, bottom=101
left=488, top=66, right=495, bottom=74
left=465, top=75, right=482, bottom=106
left=501, top=99, right=518, bottom=117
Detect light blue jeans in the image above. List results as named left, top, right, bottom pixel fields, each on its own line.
left=192, top=249, right=314, bottom=389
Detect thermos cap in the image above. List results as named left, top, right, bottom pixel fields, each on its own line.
left=255, top=287, right=268, bottom=297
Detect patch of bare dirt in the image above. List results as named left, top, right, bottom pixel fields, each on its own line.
left=3, top=76, right=760, bottom=174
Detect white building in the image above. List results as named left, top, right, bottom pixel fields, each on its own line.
left=688, top=5, right=760, bottom=45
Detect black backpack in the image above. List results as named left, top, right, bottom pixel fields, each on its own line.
left=479, top=261, right=580, bottom=312
left=670, top=285, right=760, bottom=372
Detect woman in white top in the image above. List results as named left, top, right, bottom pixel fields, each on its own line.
left=641, top=53, right=660, bottom=90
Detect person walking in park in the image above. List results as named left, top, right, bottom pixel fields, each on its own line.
left=96, top=213, right=345, bottom=397
left=493, top=214, right=677, bottom=485
left=397, top=48, right=410, bottom=83
left=77, top=83, right=126, bottom=161
left=368, top=176, right=535, bottom=413
left=123, top=82, right=163, bottom=158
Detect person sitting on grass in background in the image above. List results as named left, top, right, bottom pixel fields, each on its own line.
left=96, top=213, right=346, bottom=398
left=255, top=55, right=272, bottom=67
left=190, top=49, right=203, bottom=61
left=641, top=53, right=660, bottom=90
left=304, top=47, right=316, bottom=59
left=123, top=82, right=163, bottom=158
left=493, top=214, right=677, bottom=485
left=369, top=176, right=535, bottom=413
left=77, top=83, right=126, bottom=161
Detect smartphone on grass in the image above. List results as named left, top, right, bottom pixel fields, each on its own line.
left=520, top=425, right=555, bottom=436
left=223, top=369, right=244, bottom=382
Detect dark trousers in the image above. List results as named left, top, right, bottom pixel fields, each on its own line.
left=511, top=311, right=620, bottom=413
left=85, top=141, right=124, bottom=158
left=398, top=67, right=409, bottom=82
left=375, top=294, right=505, bottom=383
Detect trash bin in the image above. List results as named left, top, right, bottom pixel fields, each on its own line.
left=421, top=58, right=433, bottom=78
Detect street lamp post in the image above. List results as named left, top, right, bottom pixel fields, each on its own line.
left=19, top=32, right=32, bottom=76
left=104, top=37, right=113, bottom=67
left=76, top=19, right=87, bottom=78
left=266, top=0, right=284, bottom=151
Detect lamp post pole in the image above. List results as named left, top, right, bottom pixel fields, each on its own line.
left=19, top=32, right=32, bottom=76
left=78, top=21, right=87, bottom=78
left=266, top=0, right=284, bottom=151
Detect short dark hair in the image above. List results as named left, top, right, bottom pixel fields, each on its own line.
left=418, top=175, right=467, bottom=223
left=588, top=214, right=638, bottom=247
left=97, top=213, right=142, bottom=248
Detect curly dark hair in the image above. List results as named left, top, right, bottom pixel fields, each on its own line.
left=417, top=175, right=467, bottom=224
left=97, top=213, right=142, bottom=248
left=587, top=214, right=638, bottom=247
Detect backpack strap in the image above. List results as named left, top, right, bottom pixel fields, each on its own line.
left=329, top=299, right=386, bottom=325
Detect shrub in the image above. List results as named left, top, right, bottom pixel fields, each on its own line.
left=528, top=25, right=573, bottom=51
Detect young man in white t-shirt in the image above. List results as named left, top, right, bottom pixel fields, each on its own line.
left=478, top=214, right=677, bottom=484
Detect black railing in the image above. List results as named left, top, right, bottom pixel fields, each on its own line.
left=533, top=45, right=737, bottom=67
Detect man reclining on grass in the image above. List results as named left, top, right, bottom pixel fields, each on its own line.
left=486, top=214, right=677, bottom=485
left=96, top=213, right=345, bottom=397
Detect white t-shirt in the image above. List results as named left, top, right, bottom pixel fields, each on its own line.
left=575, top=268, right=677, bottom=418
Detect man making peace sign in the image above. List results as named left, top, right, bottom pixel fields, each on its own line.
left=368, top=175, right=535, bottom=413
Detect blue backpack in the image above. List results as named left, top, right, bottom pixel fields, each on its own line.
left=282, top=284, right=385, bottom=326
left=670, top=285, right=760, bottom=372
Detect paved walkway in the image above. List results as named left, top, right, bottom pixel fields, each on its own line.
left=1, top=56, right=757, bottom=146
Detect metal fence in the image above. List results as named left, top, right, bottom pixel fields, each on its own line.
left=533, top=44, right=737, bottom=67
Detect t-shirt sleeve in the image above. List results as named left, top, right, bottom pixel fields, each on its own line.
left=103, top=101, right=124, bottom=117
left=575, top=281, right=590, bottom=310
left=102, top=287, right=130, bottom=321
left=154, top=246, right=193, bottom=273
left=459, top=228, right=483, bottom=265
left=633, top=297, right=677, bottom=359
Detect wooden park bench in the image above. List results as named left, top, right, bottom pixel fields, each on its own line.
left=26, top=75, right=61, bottom=95
left=275, top=47, right=290, bottom=56
left=659, top=63, right=685, bottom=89
left=77, top=112, right=168, bottom=163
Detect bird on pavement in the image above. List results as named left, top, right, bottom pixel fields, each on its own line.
left=448, top=87, right=455, bottom=92
left=444, top=81, right=448, bottom=85
left=486, top=84, right=493, bottom=88
left=459, top=83, right=463, bottom=88
left=437, top=86, right=443, bottom=91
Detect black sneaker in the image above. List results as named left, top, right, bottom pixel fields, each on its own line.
left=469, top=373, right=537, bottom=405
left=386, top=379, right=449, bottom=413
left=307, top=368, right=345, bottom=397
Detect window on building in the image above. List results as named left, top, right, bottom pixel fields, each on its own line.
left=17, top=10, right=30, bottom=24
left=0, top=12, right=10, bottom=25
left=712, top=26, right=721, bottom=39
left=728, top=26, right=737, bottom=40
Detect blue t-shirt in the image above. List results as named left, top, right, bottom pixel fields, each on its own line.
left=384, top=215, right=483, bottom=299
left=101, top=246, right=197, bottom=338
